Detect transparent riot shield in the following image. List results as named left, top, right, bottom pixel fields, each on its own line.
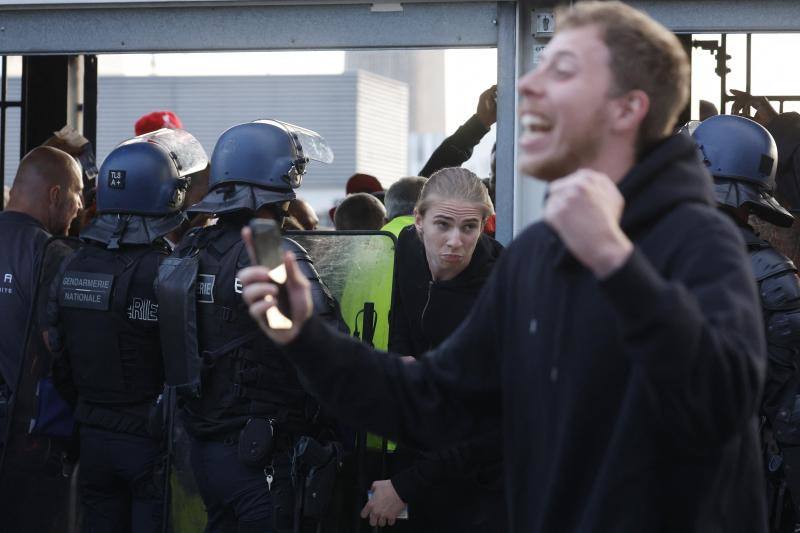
left=285, top=231, right=395, bottom=350
left=285, top=230, right=397, bottom=533
left=0, top=236, right=81, bottom=533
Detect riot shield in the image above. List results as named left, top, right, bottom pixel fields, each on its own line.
left=0, top=236, right=81, bottom=533
left=285, top=230, right=397, bottom=533
left=285, top=231, right=396, bottom=350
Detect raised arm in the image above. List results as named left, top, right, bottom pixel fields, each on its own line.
left=238, top=233, right=504, bottom=450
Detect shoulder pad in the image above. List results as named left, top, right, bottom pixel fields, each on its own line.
left=767, top=308, right=800, bottom=348
left=740, top=226, right=768, bottom=249
left=172, top=226, right=205, bottom=255
left=281, top=236, right=312, bottom=263
left=761, top=269, right=800, bottom=310
left=750, top=246, right=797, bottom=282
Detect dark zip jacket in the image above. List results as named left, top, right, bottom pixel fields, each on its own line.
left=388, top=226, right=504, bottom=531
left=0, top=211, right=51, bottom=391
left=283, top=133, right=767, bottom=532
left=389, top=225, right=503, bottom=356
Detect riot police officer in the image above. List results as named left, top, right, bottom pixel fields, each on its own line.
left=158, top=120, right=343, bottom=533
left=693, top=115, right=800, bottom=533
left=47, top=128, right=209, bottom=533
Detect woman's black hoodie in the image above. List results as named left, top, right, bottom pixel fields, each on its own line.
left=387, top=226, right=504, bottom=532
left=389, top=225, right=503, bottom=357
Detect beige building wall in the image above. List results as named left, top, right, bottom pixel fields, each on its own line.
left=345, top=49, right=445, bottom=134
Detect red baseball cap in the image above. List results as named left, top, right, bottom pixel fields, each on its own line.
left=135, top=111, right=184, bottom=136
left=346, top=173, right=383, bottom=195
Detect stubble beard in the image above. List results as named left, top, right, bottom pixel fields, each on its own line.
left=522, top=108, right=606, bottom=182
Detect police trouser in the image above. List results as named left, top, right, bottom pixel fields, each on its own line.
left=190, top=436, right=274, bottom=533
left=79, top=425, right=165, bottom=533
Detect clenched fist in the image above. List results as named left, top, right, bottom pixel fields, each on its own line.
left=543, top=169, right=633, bottom=279
left=476, top=85, right=498, bottom=129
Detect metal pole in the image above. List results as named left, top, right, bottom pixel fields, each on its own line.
left=495, top=1, right=517, bottom=245
left=720, top=34, right=727, bottom=113
left=746, top=33, right=751, bottom=95
left=1, top=56, right=6, bottom=211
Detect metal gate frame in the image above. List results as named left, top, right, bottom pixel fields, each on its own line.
left=3, top=0, right=800, bottom=235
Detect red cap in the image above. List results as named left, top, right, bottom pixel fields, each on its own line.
left=346, top=173, right=383, bottom=195
left=135, top=111, right=184, bottom=136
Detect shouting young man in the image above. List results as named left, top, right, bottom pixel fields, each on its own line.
left=239, top=3, right=767, bottom=531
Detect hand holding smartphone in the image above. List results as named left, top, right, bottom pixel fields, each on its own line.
left=247, top=219, right=293, bottom=330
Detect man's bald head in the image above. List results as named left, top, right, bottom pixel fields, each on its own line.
left=334, top=193, right=386, bottom=231
left=12, top=146, right=80, bottom=191
left=7, top=146, right=83, bottom=235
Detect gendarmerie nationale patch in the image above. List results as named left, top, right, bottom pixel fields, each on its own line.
left=60, top=271, right=114, bottom=310
left=197, top=274, right=216, bottom=303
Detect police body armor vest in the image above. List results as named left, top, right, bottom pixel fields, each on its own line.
left=165, top=223, right=330, bottom=439
left=742, top=228, right=800, bottom=444
left=56, top=242, right=165, bottom=405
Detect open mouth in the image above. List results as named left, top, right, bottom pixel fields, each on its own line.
left=519, top=113, right=554, bottom=151
left=521, top=113, right=553, bottom=135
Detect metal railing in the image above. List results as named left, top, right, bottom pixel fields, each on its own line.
left=1, top=56, right=22, bottom=211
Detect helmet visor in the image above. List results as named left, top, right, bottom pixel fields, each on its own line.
left=254, top=119, right=334, bottom=164
left=119, top=128, right=209, bottom=178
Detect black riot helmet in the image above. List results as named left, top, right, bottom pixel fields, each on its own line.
left=190, top=119, right=333, bottom=216
left=692, top=114, right=793, bottom=228
left=97, top=128, right=208, bottom=216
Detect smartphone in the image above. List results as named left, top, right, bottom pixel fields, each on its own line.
left=248, top=219, right=292, bottom=330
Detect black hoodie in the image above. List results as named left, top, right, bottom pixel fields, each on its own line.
left=284, top=133, right=767, bottom=532
left=389, top=225, right=503, bottom=357
left=387, top=226, right=504, bottom=531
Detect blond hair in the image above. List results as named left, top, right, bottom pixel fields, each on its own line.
left=556, top=1, right=689, bottom=148
left=416, top=167, right=494, bottom=221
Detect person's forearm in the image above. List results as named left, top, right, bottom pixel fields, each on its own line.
left=418, top=115, right=490, bottom=177
left=284, top=316, right=477, bottom=449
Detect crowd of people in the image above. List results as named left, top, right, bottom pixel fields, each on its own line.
left=2, top=2, right=800, bottom=533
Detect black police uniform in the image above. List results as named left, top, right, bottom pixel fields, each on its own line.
left=49, top=237, right=169, bottom=533
left=166, top=219, right=341, bottom=533
left=161, top=119, right=342, bottom=533
left=692, top=115, right=800, bottom=532
left=0, top=211, right=52, bottom=398
left=46, top=127, right=208, bottom=533
left=0, top=211, right=77, bottom=533
left=741, top=227, right=800, bottom=532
